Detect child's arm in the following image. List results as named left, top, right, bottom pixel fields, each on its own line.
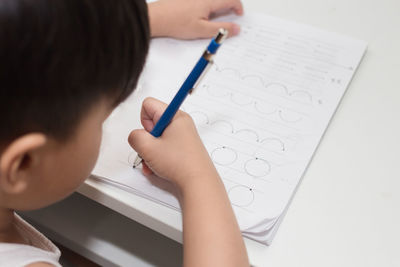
left=129, top=98, right=249, bottom=267
left=148, top=0, right=244, bottom=39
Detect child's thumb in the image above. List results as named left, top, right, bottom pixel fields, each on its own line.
left=128, top=129, right=156, bottom=158
left=199, top=20, right=240, bottom=38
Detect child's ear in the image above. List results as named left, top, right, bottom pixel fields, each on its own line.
left=0, top=133, right=47, bottom=195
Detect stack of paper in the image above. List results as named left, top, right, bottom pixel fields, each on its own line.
left=93, top=13, right=367, bottom=245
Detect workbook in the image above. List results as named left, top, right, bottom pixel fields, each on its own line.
left=93, top=13, right=367, bottom=245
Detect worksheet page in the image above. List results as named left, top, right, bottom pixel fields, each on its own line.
left=93, top=13, right=367, bottom=244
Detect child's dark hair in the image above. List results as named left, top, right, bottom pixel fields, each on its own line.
left=0, top=0, right=150, bottom=143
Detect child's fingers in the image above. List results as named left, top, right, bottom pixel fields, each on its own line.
left=142, top=162, right=154, bottom=176
left=140, top=97, right=168, bottom=132
left=127, top=133, right=154, bottom=176
left=211, top=0, right=244, bottom=15
left=198, top=20, right=240, bottom=38
left=127, top=129, right=156, bottom=160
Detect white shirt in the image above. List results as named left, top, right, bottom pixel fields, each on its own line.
left=0, top=214, right=61, bottom=267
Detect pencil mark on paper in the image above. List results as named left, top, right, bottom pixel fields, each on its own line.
left=228, top=185, right=255, bottom=207
left=210, top=120, right=235, bottom=134
left=278, top=110, right=302, bottom=123
left=211, top=146, right=238, bottom=166
left=244, top=158, right=272, bottom=177
left=254, top=102, right=277, bottom=115
left=189, top=111, right=210, bottom=125
left=260, top=138, right=286, bottom=151
left=188, top=109, right=289, bottom=152
left=234, top=129, right=260, bottom=142
left=230, top=93, right=253, bottom=106
left=204, top=84, right=230, bottom=97
left=212, top=64, right=314, bottom=104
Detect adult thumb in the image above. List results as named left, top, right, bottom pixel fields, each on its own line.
left=198, top=20, right=241, bottom=38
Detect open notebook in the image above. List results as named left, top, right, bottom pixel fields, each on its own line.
left=93, top=13, right=367, bottom=245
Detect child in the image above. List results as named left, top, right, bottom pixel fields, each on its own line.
left=0, top=0, right=249, bottom=266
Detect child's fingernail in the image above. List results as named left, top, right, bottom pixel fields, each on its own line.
left=232, top=24, right=240, bottom=35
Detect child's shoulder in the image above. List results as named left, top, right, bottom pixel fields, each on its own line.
left=0, top=214, right=61, bottom=267
left=25, top=263, right=55, bottom=267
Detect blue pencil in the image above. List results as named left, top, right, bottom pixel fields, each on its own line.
left=133, top=28, right=228, bottom=168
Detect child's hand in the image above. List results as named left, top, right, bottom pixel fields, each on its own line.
left=148, top=0, right=244, bottom=39
left=129, top=98, right=249, bottom=266
left=128, top=97, right=217, bottom=190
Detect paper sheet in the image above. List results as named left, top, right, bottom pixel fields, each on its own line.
left=93, top=13, right=367, bottom=244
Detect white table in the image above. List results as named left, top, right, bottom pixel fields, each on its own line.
left=23, top=0, right=400, bottom=266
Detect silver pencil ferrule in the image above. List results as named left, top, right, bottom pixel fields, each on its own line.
left=133, top=155, right=143, bottom=168
left=215, top=28, right=229, bottom=44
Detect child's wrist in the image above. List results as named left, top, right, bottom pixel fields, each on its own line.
left=176, top=166, right=221, bottom=195
left=178, top=169, right=226, bottom=207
